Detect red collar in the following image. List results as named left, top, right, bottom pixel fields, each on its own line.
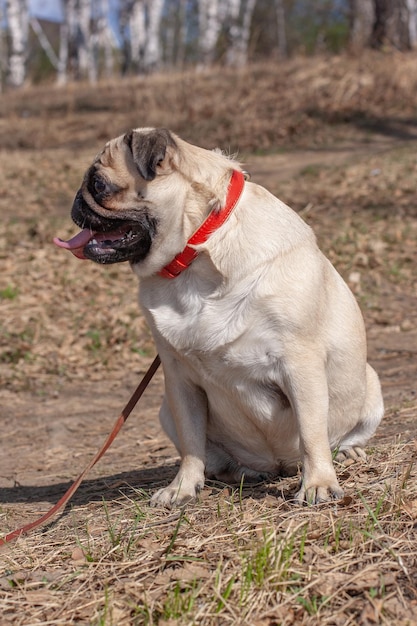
left=159, top=169, right=245, bottom=279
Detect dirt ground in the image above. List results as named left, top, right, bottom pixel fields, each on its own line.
left=1, top=60, right=417, bottom=624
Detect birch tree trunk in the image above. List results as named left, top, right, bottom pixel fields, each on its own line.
left=129, top=0, right=146, bottom=71
left=198, top=0, right=221, bottom=66
left=59, top=0, right=101, bottom=83
left=144, top=0, right=164, bottom=70
left=226, top=0, right=257, bottom=67
left=57, top=18, right=69, bottom=85
left=96, top=0, right=115, bottom=77
left=6, top=0, right=29, bottom=87
left=77, top=0, right=96, bottom=81
left=64, top=0, right=77, bottom=81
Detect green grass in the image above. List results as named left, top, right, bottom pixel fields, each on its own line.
left=0, top=285, right=18, bottom=300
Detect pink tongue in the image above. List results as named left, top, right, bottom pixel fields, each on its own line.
left=53, top=228, right=95, bottom=260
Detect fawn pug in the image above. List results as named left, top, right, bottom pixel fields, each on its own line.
left=55, top=128, right=384, bottom=507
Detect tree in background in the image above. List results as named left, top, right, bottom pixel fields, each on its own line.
left=225, top=0, right=257, bottom=67
left=349, top=0, right=374, bottom=52
left=275, top=0, right=287, bottom=58
left=196, top=0, right=258, bottom=67
left=198, top=0, right=222, bottom=66
left=5, top=0, right=29, bottom=87
left=119, top=0, right=164, bottom=74
left=2, top=0, right=417, bottom=88
left=349, top=0, right=417, bottom=50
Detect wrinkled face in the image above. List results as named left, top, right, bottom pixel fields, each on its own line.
left=68, top=128, right=176, bottom=264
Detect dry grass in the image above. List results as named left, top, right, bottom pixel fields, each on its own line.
left=1, top=436, right=417, bottom=625
left=1, top=52, right=417, bottom=154
left=1, top=53, right=417, bottom=624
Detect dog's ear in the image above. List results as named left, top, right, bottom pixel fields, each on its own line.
left=124, top=128, right=176, bottom=181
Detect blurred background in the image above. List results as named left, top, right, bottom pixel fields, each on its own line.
left=1, top=0, right=416, bottom=87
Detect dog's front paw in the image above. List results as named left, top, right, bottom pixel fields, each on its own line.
left=150, top=479, right=203, bottom=509
left=294, top=480, right=344, bottom=505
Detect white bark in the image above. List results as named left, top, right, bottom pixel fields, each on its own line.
left=58, top=0, right=78, bottom=85
left=128, top=0, right=163, bottom=72
left=198, top=0, right=221, bottom=65
left=57, top=19, right=69, bottom=85
left=144, top=0, right=163, bottom=69
left=226, top=0, right=257, bottom=67
left=6, top=0, right=29, bottom=87
left=77, top=0, right=96, bottom=81
left=129, top=0, right=146, bottom=69
left=96, top=0, right=116, bottom=77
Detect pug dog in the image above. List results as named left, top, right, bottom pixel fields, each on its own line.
left=54, top=127, right=384, bottom=507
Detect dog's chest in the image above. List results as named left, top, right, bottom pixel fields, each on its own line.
left=141, top=278, right=284, bottom=381
left=142, top=275, right=253, bottom=348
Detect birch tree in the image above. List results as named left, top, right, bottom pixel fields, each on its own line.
left=6, top=0, right=29, bottom=87
left=57, top=19, right=69, bottom=85
left=129, top=0, right=146, bottom=71
left=59, top=0, right=104, bottom=83
left=145, top=0, right=164, bottom=69
left=123, top=0, right=163, bottom=73
left=96, top=0, right=116, bottom=77
left=225, top=0, right=257, bottom=67
left=77, top=0, right=96, bottom=81
left=198, top=0, right=222, bottom=66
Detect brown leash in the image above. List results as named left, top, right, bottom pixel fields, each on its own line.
left=0, top=355, right=161, bottom=547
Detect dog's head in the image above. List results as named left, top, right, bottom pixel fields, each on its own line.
left=66, top=127, right=178, bottom=266
left=54, top=127, right=241, bottom=276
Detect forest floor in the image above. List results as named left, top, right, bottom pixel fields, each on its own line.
left=0, top=55, right=417, bottom=625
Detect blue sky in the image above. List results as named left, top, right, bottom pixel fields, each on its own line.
left=28, top=0, right=120, bottom=24
left=20, top=1, right=352, bottom=26
left=29, top=0, right=64, bottom=23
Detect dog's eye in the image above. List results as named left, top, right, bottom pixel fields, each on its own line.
left=93, top=178, right=107, bottom=195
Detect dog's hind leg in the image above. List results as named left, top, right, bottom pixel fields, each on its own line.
left=335, top=364, right=384, bottom=463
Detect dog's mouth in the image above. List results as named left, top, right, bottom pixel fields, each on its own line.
left=54, top=224, right=149, bottom=263
left=54, top=191, right=156, bottom=264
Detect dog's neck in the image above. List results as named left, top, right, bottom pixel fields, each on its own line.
left=158, top=170, right=245, bottom=279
